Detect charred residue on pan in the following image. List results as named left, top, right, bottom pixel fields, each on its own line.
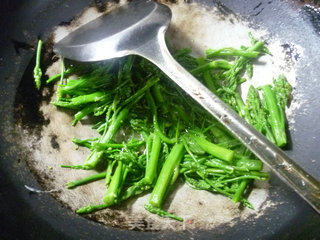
left=92, top=0, right=116, bottom=12
left=11, top=39, right=34, bottom=54
left=281, top=43, right=301, bottom=61
left=13, top=34, right=64, bottom=207
left=301, top=5, right=320, bottom=35
left=297, top=0, right=320, bottom=7
left=50, top=134, right=60, bottom=150
left=211, top=1, right=234, bottom=16
left=86, top=207, right=149, bottom=230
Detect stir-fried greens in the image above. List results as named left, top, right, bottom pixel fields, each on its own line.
left=33, top=34, right=292, bottom=221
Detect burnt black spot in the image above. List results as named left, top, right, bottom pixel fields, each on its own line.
left=253, top=2, right=262, bottom=11
left=298, top=0, right=320, bottom=7
left=281, top=43, right=300, bottom=61
left=88, top=210, right=127, bottom=228
left=198, top=201, right=203, bottom=206
left=161, top=0, right=177, bottom=3
left=93, top=0, right=107, bottom=12
left=58, top=19, right=74, bottom=27
left=302, top=5, right=320, bottom=35
left=252, top=7, right=265, bottom=16
left=222, top=117, right=231, bottom=125
left=11, top=39, right=34, bottom=54
left=43, top=35, right=56, bottom=63
left=212, top=1, right=234, bottom=16
left=50, top=134, right=60, bottom=150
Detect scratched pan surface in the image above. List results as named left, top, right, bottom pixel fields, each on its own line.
left=0, top=0, right=320, bottom=239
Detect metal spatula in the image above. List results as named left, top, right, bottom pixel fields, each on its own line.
left=54, top=0, right=320, bottom=213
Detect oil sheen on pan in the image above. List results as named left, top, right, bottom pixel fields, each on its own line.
left=14, top=0, right=302, bottom=231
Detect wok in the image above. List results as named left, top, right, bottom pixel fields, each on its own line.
left=0, top=0, right=320, bottom=239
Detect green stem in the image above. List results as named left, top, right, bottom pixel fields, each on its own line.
left=182, top=138, right=198, bottom=162
left=206, top=48, right=260, bottom=58
left=105, top=160, right=115, bottom=186
left=151, top=84, right=169, bottom=114
left=210, top=126, right=231, bottom=143
left=120, top=178, right=151, bottom=201
left=33, top=39, right=42, bottom=89
left=203, top=71, right=216, bottom=94
left=145, top=90, right=176, bottom=144
left=66, top=172, right=106, bottom=189
left=82, top=108, right=129, bottom=169
left=232, top=180, right=249, bottom=203
left=77, top=203, right=108, bottom=214
left=121, top=76, right=159, bottom=107
left=235, top=158, right=263, bottom=171
left=53, top=92, right=107, bottom=108
left=144, top=204, right=183, bottom=222
left=145, top=134, right=162, bottom=184
left=72, top=137, right=98, bottom=149
left=204, top=159, right=234, bottom=173
left=169, top=164, right=180, bottom=186
left=191, top=60, right=231, bottom=74
left=72, top=102, right=100, bottom=126
left=260, top=85, right=287, bottom=147
left=149, top=143, right=185, bottom=208
left=235, top=92, right=251, bottom=122
left=235, top=170, right=270, bottom=179
left=103, top=161, right=124, bottom=205
left=193, top=136, right=234, bottom=162
left=93, top=141, right=144, bottom=151
left=47, top=68, right=73, bottom=84
left=218, top=175, right=267, bottom=184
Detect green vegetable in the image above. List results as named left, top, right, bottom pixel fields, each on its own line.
left=33, top=40, right=42, bottom=89
left=206, top=47, right=260, bottom=58
left=246, top=86, right=276, bottom=144
left=53, top=91, right=109, bottom=109
left=149, top=143, right=185, bottom=208
left=46, top=68, right=73, bottom=84
left=146, top=143, right=185, bottom=220
left=193, top=135, right=234, bottom=162
left=103, top=161, right=126, bottom=205
left=235, top=158, right=263, bottom=171
left=144, top=204, right=183, bottom=222
left=66, top=172, right=106, bottom=189
left=232, top=179, right=249, bottom=203
left=82, top=107, right=129, bottom=169
left=39, top=34, right=291, bottom=221
left=145, top=134, right=162, bottom=184
left=191, top=60, right=232, bottom=74
left=260, top=75, right=291, bottom=147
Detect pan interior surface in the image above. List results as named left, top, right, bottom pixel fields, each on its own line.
left=13, top=0, right=301, bottom=231
left=1, top=0, right=320, bottom=239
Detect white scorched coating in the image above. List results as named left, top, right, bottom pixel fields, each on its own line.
left=18, top=0, right=303, bottom=231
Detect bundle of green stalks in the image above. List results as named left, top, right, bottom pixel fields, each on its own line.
left=34, top=33, right=291, bottom=221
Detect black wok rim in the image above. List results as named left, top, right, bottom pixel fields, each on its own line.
left=0, top=0, right=320, bottom=239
